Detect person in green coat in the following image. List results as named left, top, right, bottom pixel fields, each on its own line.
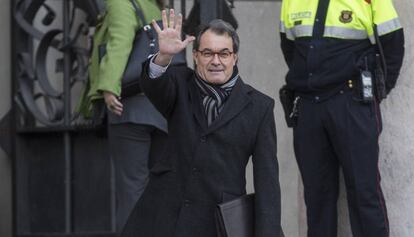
left=79, top=0, right=168, bottom=232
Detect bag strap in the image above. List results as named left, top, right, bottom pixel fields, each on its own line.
left=129, top=0, right=147, bottom=26
left=128, top=0, right=157, bottom=54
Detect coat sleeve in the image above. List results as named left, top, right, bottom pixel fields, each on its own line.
left=252, top=100, right=283, bottom=237
left=379, top=29, right=405, bottom=94
left=372, top=0, right=405, bottom=94
left=139, top=61, right=179, bottom=119
left=96, top=0, right=140, bottom=96
left=280, top=33, right=295, bottom=69
left=279, top=0, right=294, bottom=69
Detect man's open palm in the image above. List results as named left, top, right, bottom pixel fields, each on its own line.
left=152, top=9, right=195, bottom=57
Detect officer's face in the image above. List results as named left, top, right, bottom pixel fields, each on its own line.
left=193, top=30, right=238, bottom=85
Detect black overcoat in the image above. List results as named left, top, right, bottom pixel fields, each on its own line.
left=122, top=64, right=282, bottom=237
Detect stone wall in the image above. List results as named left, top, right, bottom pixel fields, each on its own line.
left=0, top=0, right=12, bottom=236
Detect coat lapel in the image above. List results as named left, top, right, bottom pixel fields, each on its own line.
left=189, top=78, right=208, bottom=131
left=204, top=78, right=252, bottom=135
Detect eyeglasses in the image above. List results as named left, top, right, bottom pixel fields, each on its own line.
left=196, top=49, right=234, bottom=60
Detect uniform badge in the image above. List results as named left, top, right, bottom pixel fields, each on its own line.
left=339, top=10, right=353, bottom=23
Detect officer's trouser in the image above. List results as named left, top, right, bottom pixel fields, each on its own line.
left=293, top=89, right=389, bottom=237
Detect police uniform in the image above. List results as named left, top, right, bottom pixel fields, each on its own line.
left=279, top=0, right=404, bottom=236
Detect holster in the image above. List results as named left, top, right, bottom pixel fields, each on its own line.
left=279, top=85, right=297, bottom=128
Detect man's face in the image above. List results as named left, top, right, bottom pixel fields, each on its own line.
left=193, top=30, right=238, bottom=85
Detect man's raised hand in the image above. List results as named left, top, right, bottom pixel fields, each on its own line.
left=152, top=9, right=195, bottom=66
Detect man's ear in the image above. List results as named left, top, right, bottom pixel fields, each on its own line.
left=192, top=50, right=199, bottom=66
left=233, top=53, right=238, bottom=65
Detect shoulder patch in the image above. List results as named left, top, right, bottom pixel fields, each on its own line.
left=339, top=10, right=353, bottom=24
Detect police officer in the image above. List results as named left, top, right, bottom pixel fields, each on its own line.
left=279, top=0, right=404, bottom=237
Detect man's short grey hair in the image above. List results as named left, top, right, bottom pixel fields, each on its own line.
left=193, top=19, right=240, bottom=53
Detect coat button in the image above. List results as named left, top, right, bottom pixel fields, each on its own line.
left=184, top=199, right=191, bottom=207
left=200, top=136, right=207, bottom=142
left=192, top=167, right=199, bottom=175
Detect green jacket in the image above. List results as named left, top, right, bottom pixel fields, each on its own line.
left=78, top=0, right=161, bottom=117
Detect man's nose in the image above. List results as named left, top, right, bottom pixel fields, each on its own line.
left=211, top=54, right=221, bottom=65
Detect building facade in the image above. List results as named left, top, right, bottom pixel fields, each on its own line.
left=1, top=0, right=413, bottom=236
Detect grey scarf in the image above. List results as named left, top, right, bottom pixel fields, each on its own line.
left=194, top=68, right=239, bottom=126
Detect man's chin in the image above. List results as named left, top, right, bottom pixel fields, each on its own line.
left=205, top=76, right=227, bottom=85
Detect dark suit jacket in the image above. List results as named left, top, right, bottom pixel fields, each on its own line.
left=122, top=63, right=282, bottom=237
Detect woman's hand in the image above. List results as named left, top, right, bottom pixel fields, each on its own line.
left=152, top=9, right=195, bottom=66
left=103, top=91, right=123, bottom=116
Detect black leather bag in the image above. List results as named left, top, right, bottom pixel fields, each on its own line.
left=99, top=0, right=186, bottom=98
left=215, top=194, right=254, bottom=237
left=120, top=19, right=159, bottom=98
